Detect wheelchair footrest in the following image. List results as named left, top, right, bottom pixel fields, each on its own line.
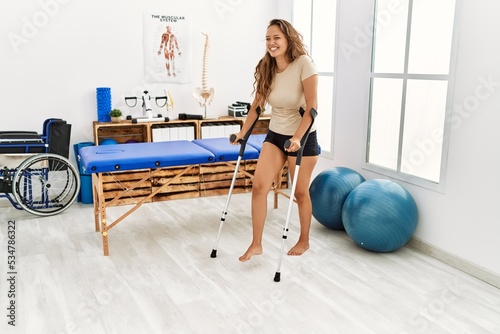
left=0, top=178, right=12, bottom=193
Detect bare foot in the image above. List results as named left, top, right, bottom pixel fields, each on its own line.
left=239, top=244, right=262, bottom=262
left=287, top=240, right=309, bottom=256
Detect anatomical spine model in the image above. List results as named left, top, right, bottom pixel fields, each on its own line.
left=193, top=32, right=215, bottom=108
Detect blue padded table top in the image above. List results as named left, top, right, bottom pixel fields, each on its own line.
left=246, top=133, right=322, bottom=154
left=79, top=141, right=216, bottom=173
left=192, top=137, right=260, bottom=162
left=247, top=134, right=267, bottom=152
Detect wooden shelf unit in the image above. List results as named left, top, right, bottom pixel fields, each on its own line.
left=93, top=115, right=271, bottom=144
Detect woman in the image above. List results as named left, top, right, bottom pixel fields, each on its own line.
left=233, top=19, right=319, bottom=262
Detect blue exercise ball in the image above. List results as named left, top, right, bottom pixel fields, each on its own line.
left=309, top=167, right=365, bottom=230
left=342, top=179, right=418, bottom=252
left=100, top=138, right=118, bottom=145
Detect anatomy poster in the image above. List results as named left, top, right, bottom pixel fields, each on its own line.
left=143, top=12, right=191, bottom=84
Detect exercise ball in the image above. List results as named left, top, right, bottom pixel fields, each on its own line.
left=342, top=179, right=418, bottom=252
left=309, top=167, right=365, bottom=230
left=100, top=138, right=118, bottom=145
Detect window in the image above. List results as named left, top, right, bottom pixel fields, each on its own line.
left=293, top=0, right=338, bottom=156
left=367, top=0, right=459, bottom=191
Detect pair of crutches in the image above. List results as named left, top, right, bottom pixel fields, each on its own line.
left=210, top=106, right=317, bottom=283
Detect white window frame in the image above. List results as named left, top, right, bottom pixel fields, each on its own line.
left=364, top=0, right=462, bottom=192
left=293, top=0, right=340, bottom=159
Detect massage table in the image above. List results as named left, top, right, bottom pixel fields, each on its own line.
left=79, top=136, right=271, bottom=255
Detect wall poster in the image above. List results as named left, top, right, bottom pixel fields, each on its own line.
left=143, top=12, right=191, bottom=84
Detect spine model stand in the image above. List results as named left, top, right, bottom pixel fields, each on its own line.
left=193, top=32, right=215, bottom=118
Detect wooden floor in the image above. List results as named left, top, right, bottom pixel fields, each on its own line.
left=1, top=192, right=499, bottom=334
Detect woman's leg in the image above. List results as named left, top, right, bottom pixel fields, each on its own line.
left=286, top=155, right=318, bottom=256
left=239, top=142, right=286, bottom=262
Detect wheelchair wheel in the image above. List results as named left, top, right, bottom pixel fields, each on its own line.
left=12, top=153, right=80, bottom=216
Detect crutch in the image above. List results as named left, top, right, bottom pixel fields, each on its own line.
left=274, top=107, right=317, bottom=282
left=211, top=106, right=262, bottom=258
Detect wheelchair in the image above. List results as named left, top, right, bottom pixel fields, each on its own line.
left=0, top=119, right=80, bottom=216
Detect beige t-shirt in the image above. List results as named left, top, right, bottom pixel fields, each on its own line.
left=267, top=55, right=317, bottom=136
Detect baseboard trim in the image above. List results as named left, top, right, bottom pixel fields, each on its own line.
left=407, top=237, right=500, bottom=289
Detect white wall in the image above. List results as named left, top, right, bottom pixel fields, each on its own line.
left=0, top=0, right=290, bottom=145
left=320, top=0, right=500, bottom=279
left=1, top=0, right=499, bottom=281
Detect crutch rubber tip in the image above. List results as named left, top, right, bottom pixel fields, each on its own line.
left=210, top=249, right=217, bottom=258
left=274, top=272, right=281, bottom=282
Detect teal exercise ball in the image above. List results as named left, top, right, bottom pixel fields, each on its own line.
left=309, top=167, right=365, bottom=230
left=342, top=179, right=418, bottom=252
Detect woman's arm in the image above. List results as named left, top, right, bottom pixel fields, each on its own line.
left=287, top=74, right=318, bottom=152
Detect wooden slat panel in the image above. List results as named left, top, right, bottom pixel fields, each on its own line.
left=153, top=175, right=199, bottom=185
left=200, top=171, right=247, bottom=182
left=153, top=191, right=200, bottom=201
left=244, top=160, right=258, bottom=172
left=101, top=170, right=151, bottom=182
left=199, top=163, right=236, bottom=174
left=153, top=166, right=199, bottom=177
left=103, top=188, right=152, bottom=200
left=96, top=124, right=148, bottom=144
left=102, top=180, right=152, bottom=191
left=105, top=195, right=153, bottom=206
left=199, top=179, right=246, bottom=191
left=152, top=183, right=199, bottom=194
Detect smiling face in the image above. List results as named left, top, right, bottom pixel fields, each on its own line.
left=266, top=24, right=288, bottom=60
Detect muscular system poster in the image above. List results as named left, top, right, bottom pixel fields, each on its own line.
left=143, top=12, right=191, bottom=84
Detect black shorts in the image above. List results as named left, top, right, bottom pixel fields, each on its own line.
left=264, top=130, right=320, bottom=157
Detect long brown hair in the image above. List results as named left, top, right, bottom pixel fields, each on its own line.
left=253, top=19, right=309, bottom=105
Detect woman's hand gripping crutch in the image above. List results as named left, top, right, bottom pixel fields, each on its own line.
left=210, top=106, right=262, bottom=258
left=274, top=107, right=318, bottom=282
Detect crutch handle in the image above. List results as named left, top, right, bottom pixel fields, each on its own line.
left=229, top=106, right=262, bottom=145
left=283, top=107, right=318, bottom=158
left=229, top=134, right=238, bottom=143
